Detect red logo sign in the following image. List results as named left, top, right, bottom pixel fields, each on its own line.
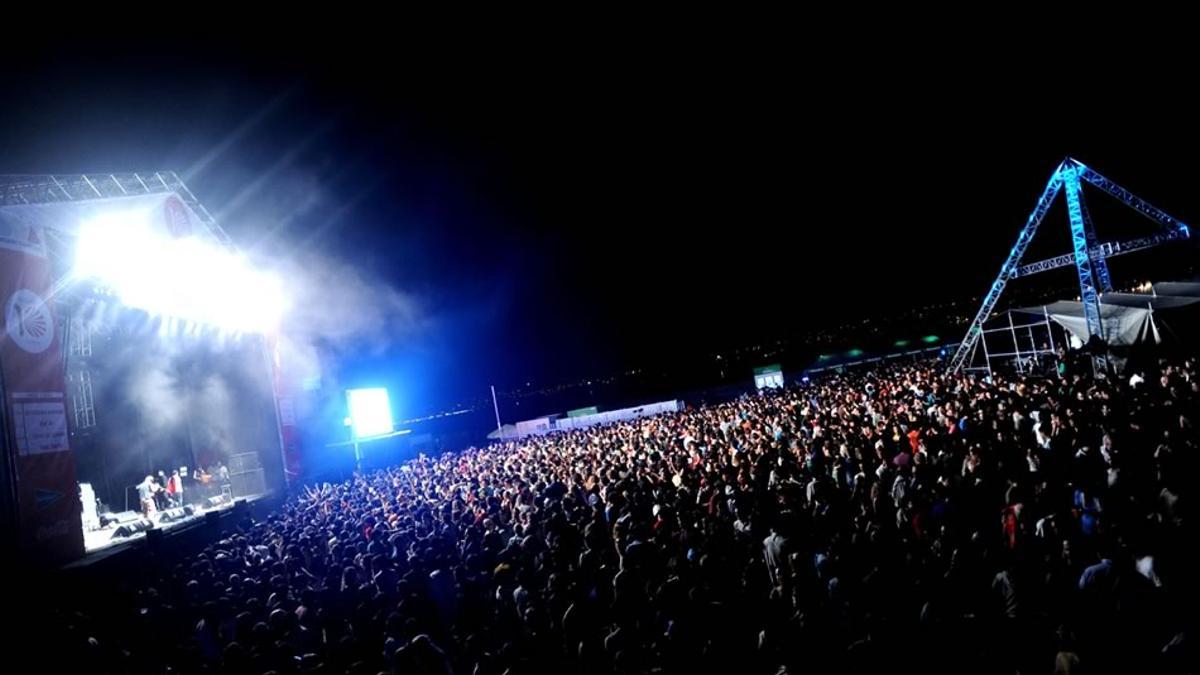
left=163, top=196, right=192, bottom=238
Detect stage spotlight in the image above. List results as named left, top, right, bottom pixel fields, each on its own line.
left=346, top=388, right=393, bottom=438
left=73, top=208, right=156, bottom=283
left=74, top=209, right=287, bottom=334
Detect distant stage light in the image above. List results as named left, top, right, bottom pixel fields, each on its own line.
left=346, top=388, right=393, bottom=438
left=73, top=209, right=286, bottom=333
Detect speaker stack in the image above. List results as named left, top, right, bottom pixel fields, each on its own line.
left=229, top=451, right=266, bottom=499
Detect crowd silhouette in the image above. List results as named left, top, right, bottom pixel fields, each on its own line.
left=45, top=357, right=1197, bottom=674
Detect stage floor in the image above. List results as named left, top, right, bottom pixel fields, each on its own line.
left=82, top=494, right=261, bottom=554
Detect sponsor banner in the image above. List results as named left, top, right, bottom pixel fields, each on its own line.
left=0, top=238, right=83, bottom=561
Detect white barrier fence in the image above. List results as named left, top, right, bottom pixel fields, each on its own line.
left=508, top=399, right=683, bottom=438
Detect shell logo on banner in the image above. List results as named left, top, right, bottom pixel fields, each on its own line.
left=5, top=288, right=54, bottom=354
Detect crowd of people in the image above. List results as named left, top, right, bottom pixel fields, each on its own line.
left=44, top=355, right=1196, bottom=674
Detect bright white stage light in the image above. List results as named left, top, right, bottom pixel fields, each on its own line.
left=74, top=209, right=287, bottom=334
left=346, top=388, right=393, bottom=439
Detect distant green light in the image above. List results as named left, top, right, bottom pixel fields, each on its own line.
left=921, top=335, right=940, bottom=344
left=817, top=354, right=832, bottom=361
left=893, top=339, right=910, bottom=348
left=846, top=349, right=864, bottom=358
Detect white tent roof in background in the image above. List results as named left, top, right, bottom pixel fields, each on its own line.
left=1152, top=281, right=1200, bottom=298
left=1013, top=301, right=1156, bottom=346
left=1010, top=280, right=1200, bottom=347
left=1095, top=292, right=1200, bottom=310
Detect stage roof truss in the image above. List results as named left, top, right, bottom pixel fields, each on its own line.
left=0, top=172, right=234, bottom=248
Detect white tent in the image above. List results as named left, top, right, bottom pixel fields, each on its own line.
left=967, top=281, right=1200, bottom=376
left=1014, top=301, right=1157, bottom=347
left=1014, top=286, right=1200, bottom=347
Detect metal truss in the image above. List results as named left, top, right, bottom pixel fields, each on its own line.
left=1061, top=162, right=1106, bottom=371
left=0, top=172, right=234, bottom=247
left=1, top=172, right=293, bottom=485
left=949, top=158, right=1191, bottom=375
left=948, top=169, right=1062, bottom=373
left=0, top=172, right=238, bottom=435
left=1016, top=231, right=1189, bottom=277
left=1073, top=172, right=1112, bottom=293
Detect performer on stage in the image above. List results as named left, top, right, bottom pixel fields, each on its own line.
left=153, top=471, right=169, bottom=511
left=195, top=466, right=213, bottom=501
left=136, top=475, right=158, bottom=517
left=166, top=470, right=183, bottom=507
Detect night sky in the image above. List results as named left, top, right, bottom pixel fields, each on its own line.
left=2, top=33, right=1197, bottom=419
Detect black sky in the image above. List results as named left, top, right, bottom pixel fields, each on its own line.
left=2, top=30, right=1197, bottom=417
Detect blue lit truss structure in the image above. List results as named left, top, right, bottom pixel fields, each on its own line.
left=948, top=158, right=1191, bottom=374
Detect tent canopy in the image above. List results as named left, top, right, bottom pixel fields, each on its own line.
left=1013, top=301, right=1156, bottom=346
left=1152, top=281, right=1200, bottom=298
left=1011, top=281, right=1200, bottom=347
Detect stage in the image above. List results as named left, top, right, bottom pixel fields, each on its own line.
left=81, top=490, right=266, bottom=556
left=0, top=174, right=298, bottom=565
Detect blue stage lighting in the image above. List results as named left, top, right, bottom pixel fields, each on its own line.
left=346, top=388, right=393, bottom=438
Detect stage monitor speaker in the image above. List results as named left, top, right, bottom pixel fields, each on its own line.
left=101, top=511, right=142, bottom=527
left=159, top=506, right=195, bottom=523
left=111, top=519, right=153, bottom=539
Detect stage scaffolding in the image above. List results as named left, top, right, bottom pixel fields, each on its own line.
left=963, top=307, right=1061, bottom=378
left=0, top=172, right=231, bottom=246
left=0, top=172, right=290, bottom=539
left=1, top=172, right=243, bottom=436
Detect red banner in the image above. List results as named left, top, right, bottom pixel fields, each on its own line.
left=0, top=225, right=84, bottom=562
